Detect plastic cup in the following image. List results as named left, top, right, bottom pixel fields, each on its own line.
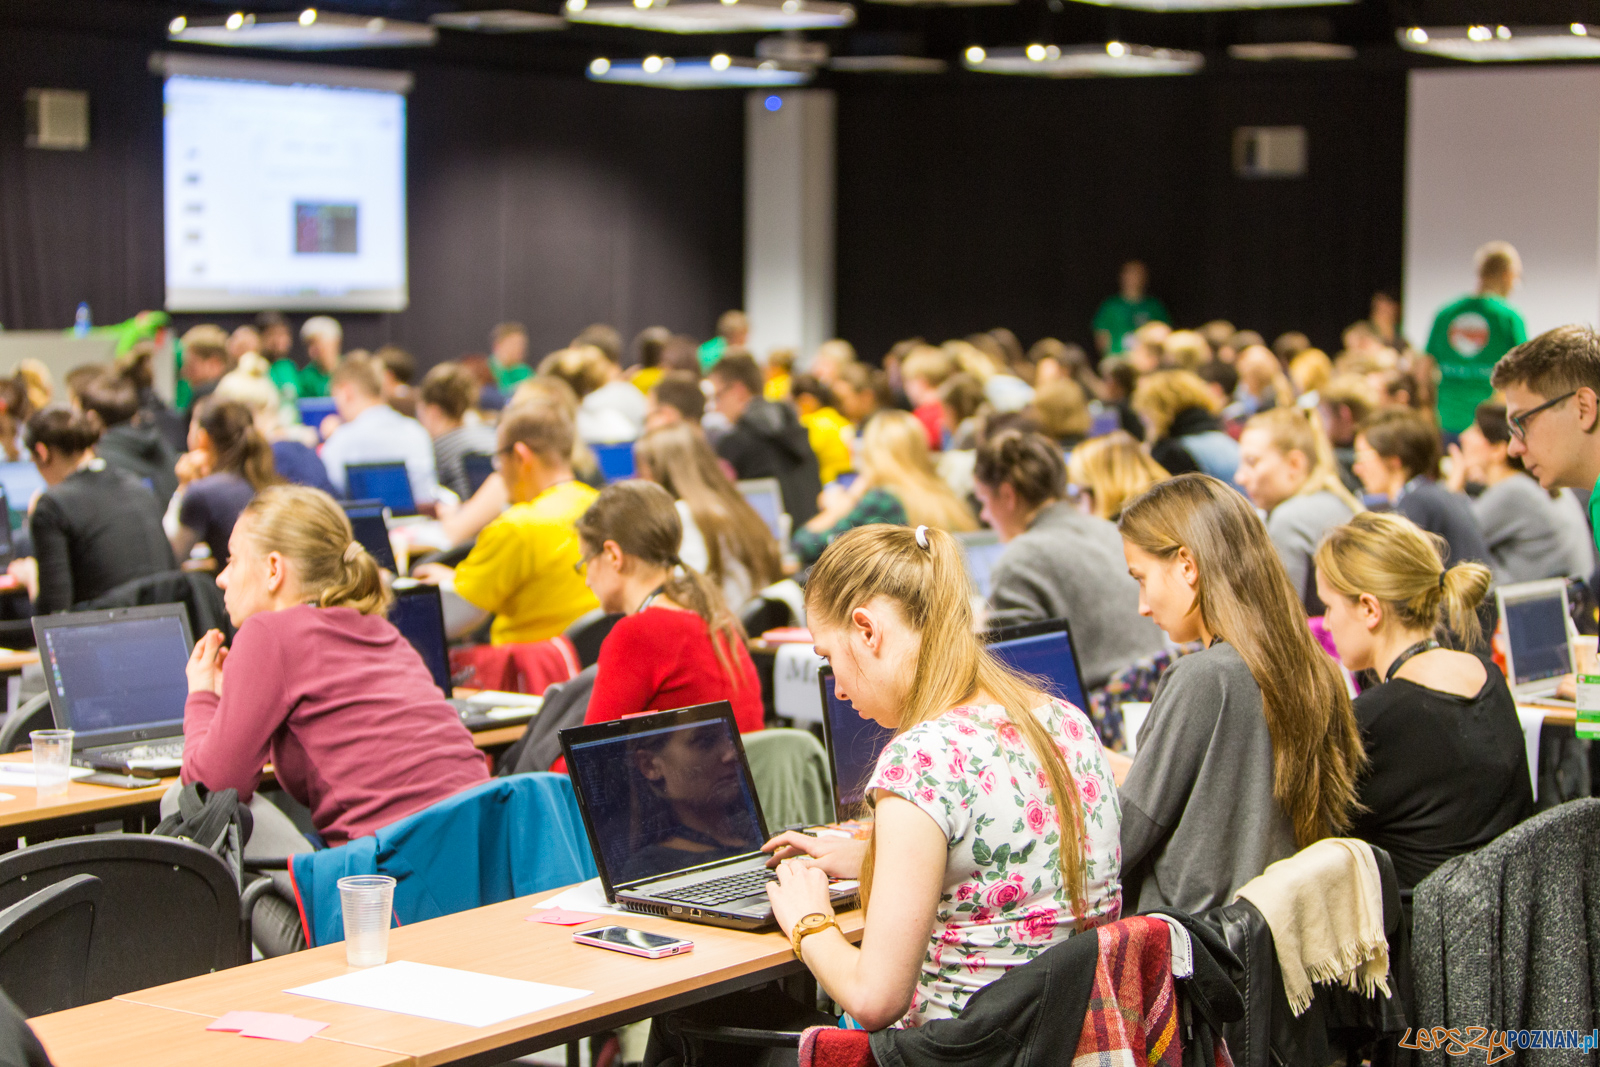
left=338, top=874, right=396, bottom=967
left=30, top=730, right=74, bottom=800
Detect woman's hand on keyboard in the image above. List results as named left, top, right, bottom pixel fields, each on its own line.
left=762, top=831, right=866, bottom=880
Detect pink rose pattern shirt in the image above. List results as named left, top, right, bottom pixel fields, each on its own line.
left=867, top=699, right=1122, bottom=1028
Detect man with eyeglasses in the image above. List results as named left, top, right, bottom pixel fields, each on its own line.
left=1492, top=324, right=1600, bottom=562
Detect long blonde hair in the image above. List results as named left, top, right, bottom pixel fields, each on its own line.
left=1067, top=431, right=1170, bottom=521
left=805, top=525, right=1087, bottom=921
left=1118, top=474, right=1365, bottom=847
left=239, top=485, right=390, bottom=615
left=860, top=411, right=977, bottom=532
left=1242, top=406, right=1363, bottom=515
left=1314, top=512, right=1494, bottom=648
left=1131, top=370, right=1220, bottom=439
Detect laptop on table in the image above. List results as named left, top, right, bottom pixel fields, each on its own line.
left=33, top=604, right=194, bottom=773
left=344, top=462, right=417, bottom=517
left=987, top=617, right=1091, bottom=713
left=1498, top=579, right=1574, bottom=701
left=386, top=581, right=542, bottom=729
left=561, top=702, right=857, bottom=930
left=343, top=500, right=399, bottom=573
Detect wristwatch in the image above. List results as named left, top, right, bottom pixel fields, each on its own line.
left=790, top=912, right=839, bottom=959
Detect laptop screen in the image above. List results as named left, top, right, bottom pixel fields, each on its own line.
left=989, top=620, right=1089, bottom=712
left=298, top=398, right=339, bottom=440
left=345, top=463, right=416, bottom=516
left=38, top=610, right=191, bottom=744
left=739, top=481, right=786, bottom=543
left=820, top=670, right=896, bottom=818
left=957, top=534, right=1006, bottom=599
left=1504, top=586, right=1570, bottom=686
left=343, top=501, right=398, bottom=572
left=565, top=709, right=766, bottom=892
left=388, top=584, right=451, bottom=695
left=461, top=453, right=495, bottom=498
left=0, top=461, right=44, bottom=523
left=593, top=442, right=637, bottom=483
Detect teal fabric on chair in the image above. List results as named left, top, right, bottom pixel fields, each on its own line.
left=288, top=773, right=596, bottom=947
left=744, top=728, right=833, bottom=830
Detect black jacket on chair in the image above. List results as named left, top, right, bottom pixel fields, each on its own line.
left=714, top=399, right=823, bottom=527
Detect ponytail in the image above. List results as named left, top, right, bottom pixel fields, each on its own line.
left=239, top=485, right=391, bottom=615
left=195, top=397, right=281, bottom=492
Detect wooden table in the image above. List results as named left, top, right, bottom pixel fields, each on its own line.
left=0, top=649, right=37, bottom=673
left=52, top=885, right=862, bottom=1067
left=0, top=752, right=172, bottom=848
left=468, top=724, right=526, bottom=750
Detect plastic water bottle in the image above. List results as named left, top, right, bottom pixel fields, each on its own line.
left=73, top=302, right=91, bottom=337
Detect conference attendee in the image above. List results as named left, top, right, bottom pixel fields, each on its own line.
left=78, top=368, right=179, bottom=509
left=183, top=485, right=490, bottom=952
left=489, top=322, right=531, bottom=393
left=213, top=355, right=335, bottom=496
left=320, top=355, right=438, bottom=506
left=572, top=323, right=625, bottom=367
left=17, top=406, right=175, bottom=614
left=939, top=372, right=988, bottom=451
left=1225, top=345, right=1292, bottom=422
left=416, top=403, right=599, bottom=644
left=1132, top=370, right=1240, bottom=483
left=1426, top=241, right=1528, bottom=438
left=1314, top=513, right=1532, bottom=890
left=1449, top=400, right=1583, bottom=583
left=629, top=325, right=672, bottom=395
left=417, top=362, right=497, bottom=502
left=1366, top=291, right=1409, bottom=353
left=1092, top=259, right=1171, bottom=357
left=697, top=309, right=750, bottom=373
left=172, top=398, right=280, bottom=568
left=1028, top=379, right=1090, bottom=452
left=290, top=316, right=343, bottom=400
left=644, top=370, right=707, bottom=434
left=634, top=423, right=781, bottom=610
left=1114, top=474, right=1364, bottom=913
left=1234, top=407, right=1362, bottom=612
left=790, top=374, right=854, bottom=485
left=975, top=430, right=1166, bottom=690
left=809, top=338, right=857, bottom=388
left=227, top=325, right=261, bottom=366
left=1492, top=324, right=1600, bottom=563
left=708, top=352, right=822, bottom=526
left=576, top=481, right=764, bottom=731
left=1318, top=374, right=1376, bottom=496
left=899, top=346, right=956, bottom=451
left=255, top=311, right=293, bottom=365
left=1352, top=407, right=1491, bottom=569
left=1066, top=431, right=1169, bottom=522
left=540, top=345, right=648, bottom=445
left=374, top=345, right=418, bottom=418
left=830, top=362, right=887, bottom=429
left=763, top=348, right=795, bottom=403
left=755, top=523, right=1120, bottom=1034
left=179, top=324, right=229, bottom=416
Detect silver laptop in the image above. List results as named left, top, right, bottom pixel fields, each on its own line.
left=33, top=604, right=194, bottom=772
left=561, top=702, right=856, bottom=930
left=1497, top=579, right=1573, bottom=700
left=737, top=478, right=791, bottom=544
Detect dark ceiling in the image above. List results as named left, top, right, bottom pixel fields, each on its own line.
left=1, top=0, right=1589, bottom=79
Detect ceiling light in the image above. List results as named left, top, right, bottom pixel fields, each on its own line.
left=1228, top=41, right=1355, bottom=60
left=590, top=56, right=611, bottom=73
left=567, top=0, right=588, bottom=9
left=587, top=54, right=813, bottom=86
left=711, top=52, right=731, bottom=68
left=966, top=42, right=1202, bottom=76
left=830, top=54, right=947, bottom=72
left=1398, top=25, right=1600, bottom=62
left=1106, top=40, right=1125, bottom=56
left=429, top=9, right=566, bottom=31
left=1068, top=0, right=1348, bottom=10
left=169, top=9, right=436, bottom=48
left=566, top=0, right=852, bottom=32
left=965, top=45, right=985, bottom=62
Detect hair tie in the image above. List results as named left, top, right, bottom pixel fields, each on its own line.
left=1438, top=569, right=1448, bottom=590
left=343, top=541, right=363, bottom=564
left=914, top=525, right=930, bottom=551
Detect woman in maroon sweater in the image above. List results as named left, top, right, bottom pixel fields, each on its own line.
left=577, top=480, right=764, bottom=733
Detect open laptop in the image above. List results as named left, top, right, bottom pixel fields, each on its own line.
left=817, top=666, right=896, bottom=822
left=955, top=530, right=1006, bottom=600
left=1498, top=579, right=1574, bottom=700
left=298, top=397, right=339, bottom=440
left=561, top=702, right=857, bottom=930
left=0, top=486, right=13, bottom=568
left=987, top=617, right=1091, bottom=713
left=461, top=453, right=495, bottom=498
left=386, top=581, right=542, bottom=729
left=345, top=461, right=417, bottom=516
left=343, top=500, right=398, bottom=572
left=737, top=478, right=791, bottom=544
left=33, top=604, right=194, bottom=773
left=592, top=442, right=637, bottom=483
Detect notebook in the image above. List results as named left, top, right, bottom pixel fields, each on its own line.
left=1498, top=579, right=1573, bottom=700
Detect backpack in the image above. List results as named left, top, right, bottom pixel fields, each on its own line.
left=152, top=782, right=253, bottom=888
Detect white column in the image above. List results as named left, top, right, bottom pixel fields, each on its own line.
left=745, top=89, right=835, bottom=362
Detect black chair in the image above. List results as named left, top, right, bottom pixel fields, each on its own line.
left=0, top=835, right=245, bottom=1001
left=0, top=694, right=52, bottom=755
left=75, top=570, right=232, bottom=642
left=562, top=610, right=623, bottom=670
left=739, top=597, right=792, bottom=638
left=0, top=874, right=100, bottom=1017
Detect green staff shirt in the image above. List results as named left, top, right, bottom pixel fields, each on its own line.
left=1590, top=475, right=1600, bottom=565
left=1092, top=295, right=1170, bottom=355
left=269, top=358, right=301, bottom=402
left=297, top=363, right=332, bottom=400
left=1425, top=293, right=1527, bottom=434
left=491, top=359, right=531, bottom=393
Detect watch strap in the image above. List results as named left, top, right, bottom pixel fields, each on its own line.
left=790, top=912, right=838, bottom=959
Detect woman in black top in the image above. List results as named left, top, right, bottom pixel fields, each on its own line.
left=19, top=407, right=176, bottom=614
left=1314, top=511, right=1533, bottom=890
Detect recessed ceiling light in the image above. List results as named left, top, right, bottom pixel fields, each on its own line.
left=587, top=54, right=813, bottom=85
left=1398, top=25, right=1600, bottom=61
left=1228, top=41, right=1355, bottom=60
left=429, top=9, right=567, bottom=31
left=1068, top=0, right=1349, bottom=10
left=170, top=9, right=436, bottom=48
left=566, top=0, right=852, bottom=33
left=965, top=41, right=1202, bottom=76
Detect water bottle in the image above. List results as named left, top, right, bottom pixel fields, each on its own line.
left=73, top=302, right=91, bottom=337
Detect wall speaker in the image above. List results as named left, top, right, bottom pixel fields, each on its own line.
left=25, top=89, right=90, bottom=150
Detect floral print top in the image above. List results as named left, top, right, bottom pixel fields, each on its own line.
left=866, top=699, right=1122, bottom=1028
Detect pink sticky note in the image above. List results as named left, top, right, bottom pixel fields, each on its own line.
left=238, top=1016, right=329, bottom=1043
left=207, top=1011, right=286, bottom=1033
left=527, top=908, right=604, bottom=926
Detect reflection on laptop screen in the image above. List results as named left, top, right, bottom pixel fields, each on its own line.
left=566, top=716, right=764, bottom=888
left=41, top=616, right=190, bottom=740
left=345, top=463, right=416, bottom=516
left=740, top=486, right=785, bottom=543
left=343, top=502, right=398, bottom=572
left=388, top=586, right=451, bottom=695
left=990, top=628, right=1089, bottom=712
left=822, top=672, right=895, bottom=817
left=1506, top=592, right=1570, bottom=686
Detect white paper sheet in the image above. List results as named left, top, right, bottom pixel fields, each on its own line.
left=0, top=764, right=93, bottom=788
left=285, top=960, right=591, bottom=1028
left=1515, top=705, right=1546, bottom=801
left=535, top=878, right=626, bottom=916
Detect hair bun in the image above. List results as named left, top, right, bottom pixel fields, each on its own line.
left=343, top=540, right=363, bottom=564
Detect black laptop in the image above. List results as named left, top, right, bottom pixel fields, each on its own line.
left=344, top=461, right=417, bottom=516
left=343, top=500, right=398, bottom=572
left=817, top=667, right=895, bottom=823
left=985, top=617, right=1090, bottom=712
left=386, top=581, right=542, bottom=730
left=561, top=702, right=858, bottom=930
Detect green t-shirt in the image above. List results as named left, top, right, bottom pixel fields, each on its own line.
left=269, top=358, right=301, bottom=402
left=1590, top=475, right=1600, bottom=566
left=1425, top=293, right=1527, bottom=434
left=1092, top=295, right=1170, bottom=355
left=491, top=359, right=531, bottom=393
left=298, top=363, right=332, bottom=400
left=697, top=336, right=728, bottom=373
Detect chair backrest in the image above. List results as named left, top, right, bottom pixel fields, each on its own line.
left=743, top=728, right=832, bottom=830
left=562, top=610, right=623, bottom=670
left=75, top=570, right=233, bottom=642
left=739, top=597, right=791, bottom=639
left=0, top=694, right=52, bottom=755
left=0, top=834, right=244, bottom=1001
left=502, top=664, right=597, bottom=777
left=0, top=873, right=100, bottom=1017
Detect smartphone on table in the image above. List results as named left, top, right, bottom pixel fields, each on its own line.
left=572, top=925, right=694, bottom=959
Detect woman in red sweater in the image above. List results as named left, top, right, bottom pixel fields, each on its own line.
left=577, top=480, right=765, bottom=732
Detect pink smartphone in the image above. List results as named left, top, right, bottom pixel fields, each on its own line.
left=572, top=925, right=694, bottom=959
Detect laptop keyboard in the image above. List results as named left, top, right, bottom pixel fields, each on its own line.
left=90, top=739, right=184, bottom=764
left=656, top=868, right=777, bottom=907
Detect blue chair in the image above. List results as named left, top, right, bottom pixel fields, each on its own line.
left=289, top=773, right=597, bottom=947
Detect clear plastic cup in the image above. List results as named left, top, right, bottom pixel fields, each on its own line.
left=30, top=730, right=74, bottom=800
left=338, top=874, right=396, bottom=967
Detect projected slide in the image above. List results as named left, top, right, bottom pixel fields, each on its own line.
left=160, top=56, right=408, bottom=312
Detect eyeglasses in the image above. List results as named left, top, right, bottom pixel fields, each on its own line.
left=573, top=549, right=598, bottom=576
left=1508, top=390, right=1579, bottom=441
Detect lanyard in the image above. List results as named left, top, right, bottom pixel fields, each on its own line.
left=1385, top=639, right=1440, bottom=683
left=637, top=584, right=667, bottom=614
